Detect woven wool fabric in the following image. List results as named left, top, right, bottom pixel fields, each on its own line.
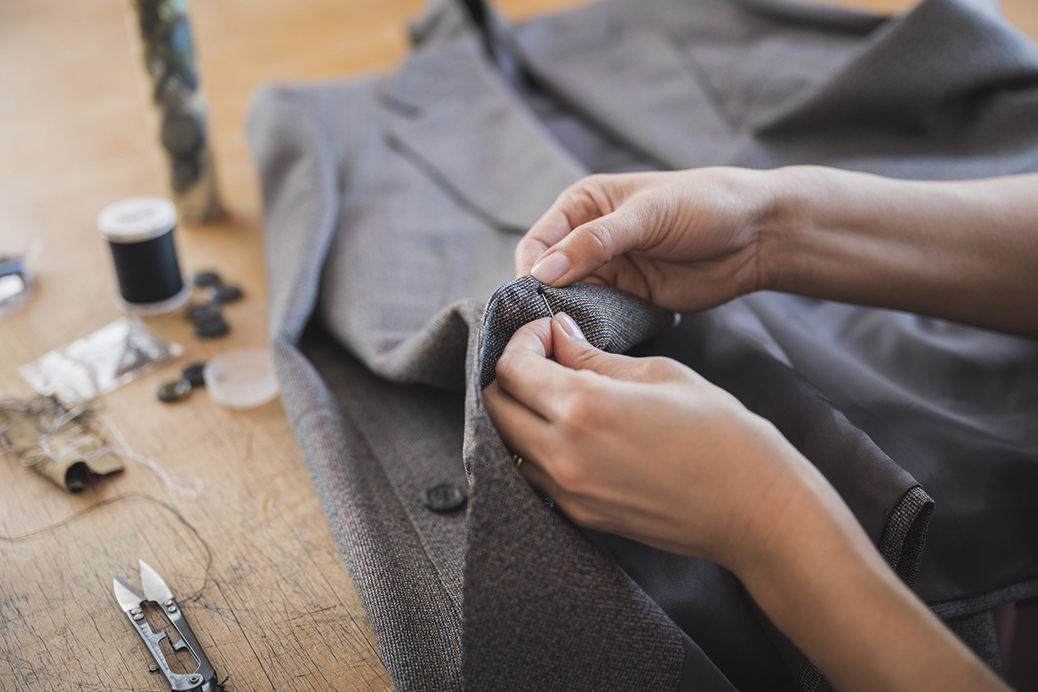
left=248, top=0, right=1038, bottom=688
left=478, top=276, right=676, bottom=389
left=878, top=486, right=936, bottom=587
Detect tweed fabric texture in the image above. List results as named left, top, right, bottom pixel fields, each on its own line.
left=248, top=0, right=1038, bottom=688
left=878, top=486, right=936, bottom=587
left=796, top=662, right=834, bottom=692
left=478, top=275, right=676, bottom=389
left=945, top=610, right=1003, bottom=673
left=931, top=577, right=1038, bottom=620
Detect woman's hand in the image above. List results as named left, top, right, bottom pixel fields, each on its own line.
left=519, top=166, right=1038, bottom=337
left=482, top=312, right=823, bottom=570
left=484, top=314, right=1009, bottom=692
left=515, top=168, right=783, bottom=314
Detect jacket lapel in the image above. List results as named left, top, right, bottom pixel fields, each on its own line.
left=754, top=0, right=1038, bottom=151
left=380, top=34, right=587, bottom=234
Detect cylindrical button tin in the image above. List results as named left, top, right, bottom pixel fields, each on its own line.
left=127, top=0, right=223, bottom=223
left=97, top=196, right=190, bottom=315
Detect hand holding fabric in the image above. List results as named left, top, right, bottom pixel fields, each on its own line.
left=515, top=168, right=775, bottom=314
left=518, top=167, right=1038, bottom=337
left=484, top=314, right=1009, bottom=692
left=483, top=313, right=823, bottom=570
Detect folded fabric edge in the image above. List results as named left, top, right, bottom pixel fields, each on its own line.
left=877, top=485, right=936, bottom=586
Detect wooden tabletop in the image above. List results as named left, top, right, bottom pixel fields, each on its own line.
left=1, top=0, right=1035, bottom=690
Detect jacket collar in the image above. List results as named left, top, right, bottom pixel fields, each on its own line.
left=380, top=0, right=1036, bottom=217
left=381, top=13, right=586, bottom=234
left=513, top=7, right=739, bottom=170
left=755, top=0, right=1038, bottom=138
left=390, top=0, right=879, bottom=176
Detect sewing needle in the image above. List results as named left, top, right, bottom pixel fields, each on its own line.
left=536, top=286, right=554, bottom=317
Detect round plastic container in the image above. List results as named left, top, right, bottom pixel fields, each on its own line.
left=203, top=348, right=279, bottom=409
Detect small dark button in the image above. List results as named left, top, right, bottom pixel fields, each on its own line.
left=161, top=109, right=203, bottom=157
left=182, top=362, right=206, bottom=387
left=186, top=302, right=222, bottom=323
left=195, top=319, right=230, bottom=339
left=157, top=379, right=192, bottom=403
left=0, top=257, right=25, bottom=277
left=421, top=483, right=467, bottom=513
left=208, top=285, right=243, bottom=303
left=192, top=271, right=221, bottom=287
left=171, top=156, right=200, bottom=193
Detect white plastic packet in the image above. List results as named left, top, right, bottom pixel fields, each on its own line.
left=18, top=316, right=182, bottom=406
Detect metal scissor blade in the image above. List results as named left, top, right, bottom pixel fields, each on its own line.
left=113, top=575, right=145, bottom=612
left=138, top=559, right=174, bottom=604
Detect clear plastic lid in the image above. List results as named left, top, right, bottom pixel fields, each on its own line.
left=203, top=348, right=279, bottom=409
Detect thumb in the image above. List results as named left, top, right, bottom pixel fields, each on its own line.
left=551, top=313, right=643, bottom=381
left=531, top=207, right=648, bottom=287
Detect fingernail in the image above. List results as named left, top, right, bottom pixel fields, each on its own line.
left=557, top=312, right=585, bottom=340
left=531, top=252, right=570, bottom=286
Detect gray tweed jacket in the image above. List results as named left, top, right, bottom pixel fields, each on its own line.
left=247, top=0, right=1038, bottom=689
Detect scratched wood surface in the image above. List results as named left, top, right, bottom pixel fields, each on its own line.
left=1, top=0, right=1036, bottom=690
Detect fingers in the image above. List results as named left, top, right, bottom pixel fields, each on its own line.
left=485, top=317, right=616, bottom=471
left=482, top=381, right=565, bottom=496
left=489, top=309, right=701, bottom=432
left=530, top=206, right=651, bottom=287
left=499, top=315, right=555, bottom=362
left=483, top=381, right=549, bottom=458
left=494, top=312, right=696, bottom=414
left=492, top=318, right=594, bottom=422
left=517, top=173, right=666, bottom=289
left=548, top=314, right=647, bottom=381
left=514, top=208, right=575, bottom=278
left=515, top=181, right=615, bottom=278
left=551, top=314, right=696, bottom=385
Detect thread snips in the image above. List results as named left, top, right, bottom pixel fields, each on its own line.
left=113, top=560, right=221, bottom=691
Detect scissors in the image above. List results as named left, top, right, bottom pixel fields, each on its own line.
left=113, top=560, right=221, bottom=691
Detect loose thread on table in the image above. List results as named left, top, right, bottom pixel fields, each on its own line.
left=0, top=491, right=213, bottom=601
left=106, top=421, right=203, bottom=500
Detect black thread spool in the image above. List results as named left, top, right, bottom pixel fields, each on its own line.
left=97, top=197, right=190, bottom=315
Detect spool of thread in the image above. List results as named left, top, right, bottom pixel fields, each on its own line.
left=97, top=197, right=190, bottom=315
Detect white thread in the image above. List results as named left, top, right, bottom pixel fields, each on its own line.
left=106, top=422, right=203, bottom=501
